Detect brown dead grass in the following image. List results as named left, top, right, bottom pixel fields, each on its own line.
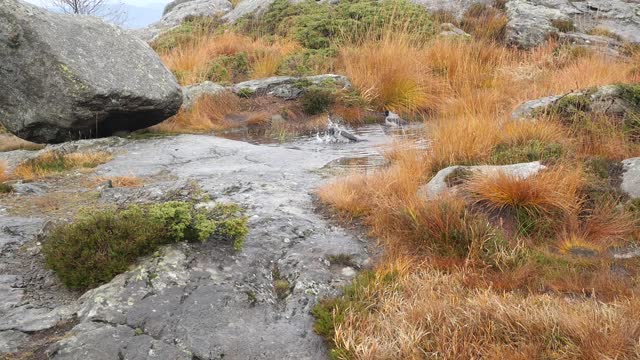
left=13, top=151, right=112, bottom=181
left=465, top=166, right=584, bottom=216
left=160, top=31, right=299, bottom=86
left=0, top=161, right=7, bottom=183
left=331, top=264, right=640, bottom=360
left=154, top=92, right=242, bottom=133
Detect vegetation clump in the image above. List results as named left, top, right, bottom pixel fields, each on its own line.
left=43, top=201, right=248, bottom=290
left=13, top=151, right=112, bottom=180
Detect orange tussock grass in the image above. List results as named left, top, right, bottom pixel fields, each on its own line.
left=340, top=32, right=447, bottom=115
left=13, top=151, right=112, bottom=181
left=0, top=161, right=7, bottom=183
left=465, top=166, right=584, bottom=216
left=500, top=119, right=567, bottom=146
left=330, top=265, right=640, bottom=360
left=428, top=114, right=501, bottom=170
left=160, top=31, right=299, bottom=85
left=154, top=92, right=242, bottom=133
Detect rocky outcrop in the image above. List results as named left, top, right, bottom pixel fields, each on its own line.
left=136, top=0, right=233, bottom=42
left=231, top=74, right=351, bottom=98
left=419, top=161, right=546, bottom=199
left=222, top=0, right=275, bottom=23
left=411, top=0, right=493, bottom=18
left=621, top=158, right=640, bottom=199
left=0, top=0, right=182, bottom=144
left=505, top=0, right=640, bottom=48
left=512, top=84, right=640, bottom=120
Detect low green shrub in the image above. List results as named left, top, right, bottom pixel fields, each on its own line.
left=239, top=0, right=434, bottom=49
left=301, top=87, right=335, bottom=114
left=43, top=201, right=248, bottom=290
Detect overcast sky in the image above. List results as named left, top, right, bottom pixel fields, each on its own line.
left=25, top=0, right=170, bottom=6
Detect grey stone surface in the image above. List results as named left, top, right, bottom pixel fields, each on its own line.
left=0, top=0, right=182, bottom=143
left=47, top=322, right=191, bottom=360
left=0, top=330, right=29, bottom=354
left=0, top=275, right=23, bottom=313
left=0, top=306, right=73, bottom=332
left=0, top=216, right=44, bottom=252
left=512, top=95, right=561, bottom=119
left=622, top=157, right=640, bottom=199
left=232, top=74, right=351, bottom=99
left=419, top=161, right=546, bottom=199
left=137, top=0, right=233, bottom=42
left=511, top=85, right=639, bottom=119
left=410, top=0, right=492, bottom=18
left=505, top=0, right=640, bottom=48
left=222, top=0, right=275, bottom=23
left=31, top=133, right=375, bottom=359
left=182, top=81, right=227, bottom=109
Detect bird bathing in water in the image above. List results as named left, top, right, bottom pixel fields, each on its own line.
left=384, top=110, right=408, bottom=127
left=319, top=112, right=362, bottom=142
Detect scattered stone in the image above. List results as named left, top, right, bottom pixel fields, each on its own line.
left=512, top=95, right=561, bottom=119
left=419, top=161, right=546, bottom=199
left=410, top=0, right=493, bottom=19
left=182, top=81, right=227, bottom=109
left=0, top=330, right=29, bottom=354
left=341, top=267, right=356, bottom=277
left=0, top=0, right=182, bottom=143
left=0, top=216, right=45, bottom=252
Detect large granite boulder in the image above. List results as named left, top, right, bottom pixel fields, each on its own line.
left=0, top=0, right=183, bottom=144
left=136, top=0, right=233, bottom=42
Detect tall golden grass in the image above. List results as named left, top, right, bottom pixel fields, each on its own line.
left=160, top=32, right=299, bottom=85
left=0, top=161, right=7, bottom=183
left=331, top=264, right=640, bottom=360
left=154, top=92, right=242, bottom=133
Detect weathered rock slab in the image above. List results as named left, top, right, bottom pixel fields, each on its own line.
left=0, top=0, right=182, bottom=143
left=182, top=81, right=227, bottom=109
left=0, top=330, right=29, bottom=354
left=622, top=157, right=640, bottom=199
left=231, top=74, right=351, bottom=99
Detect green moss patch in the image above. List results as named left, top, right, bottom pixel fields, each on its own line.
left=43, top=201, right=248, bottom=290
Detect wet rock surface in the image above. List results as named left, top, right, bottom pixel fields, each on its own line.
left=0, top=0, right=183, bottom=143
left=0, top=133, right=383, bottom=358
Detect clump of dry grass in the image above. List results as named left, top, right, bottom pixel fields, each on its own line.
left=327, top=265, right=640, bottom=360
left=465, top=166, right=583, bottom=216
left=13, top=151, right=112, bottom=180
left=154, top=92, right=242, bottom=133
left=500, top=119, right=567, bottom=146
left=160, top=31, right=299, bottom=85
left=0, top=161, right=7, bottom=183
left=340, top=32, right=446, bottom=114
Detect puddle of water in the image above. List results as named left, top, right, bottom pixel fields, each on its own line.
left=218, top=123, right=429, bottom=173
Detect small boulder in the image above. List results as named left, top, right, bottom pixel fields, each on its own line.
left=418, top=161, right=546, bottom=199
left=512, top=84, right=640, bottom=120
left=0, top=0, right=183, bottom=144
left=438, top=23, right=471, bottom=38
left=621, top=157, right=640, bottom=199
left=231, top=74, right=351, bottom=99
left=182, top=81, right=226, bottom=109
